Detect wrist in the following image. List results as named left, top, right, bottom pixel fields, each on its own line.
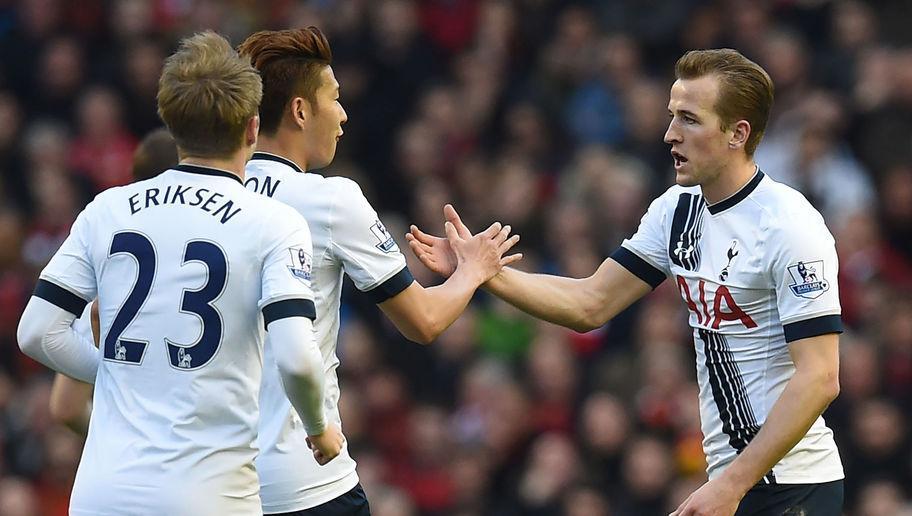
left=717, top=466, right=753, bottom=498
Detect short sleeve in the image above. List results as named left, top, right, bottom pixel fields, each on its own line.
left=37, top=207, right=96, bottom=315
left=610, top=194, right=671, bottom=288
left=329, top=180, right=413, bottom=304
left=767, top=210, right=843, bottom=342
left=259, top=206, right=317, bottom=328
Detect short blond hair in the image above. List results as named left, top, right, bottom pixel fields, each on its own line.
left=675, top=49, right=774, bottom=156
left=157, top=31, right=262, bottom=158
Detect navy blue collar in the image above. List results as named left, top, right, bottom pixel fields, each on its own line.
left=173, top=164, right=243, bottom=185
left=706, top=170, right=765, bottom=215
left=251, top=152, right=305, bottom=174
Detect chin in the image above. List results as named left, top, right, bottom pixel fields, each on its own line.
left=674, top=170, right=699, bottom=187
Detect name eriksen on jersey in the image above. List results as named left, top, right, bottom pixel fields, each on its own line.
left=128, top=185, right=242, bottom=224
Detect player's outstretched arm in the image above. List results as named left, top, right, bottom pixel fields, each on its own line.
left=380, top=221, right=521, bottom=344
left=407, top=205, right=652, bottom=332
left=268, top=315, right=344, bottom=465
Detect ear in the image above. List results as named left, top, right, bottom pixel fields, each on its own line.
left=245, top=115, right=259, bottom=147
left=729, top=120, right=751, bottom=151
left=290, top=97, right=309, bottom=130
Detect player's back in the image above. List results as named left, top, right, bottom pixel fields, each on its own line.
left=62, top=165, right=307, bottom=515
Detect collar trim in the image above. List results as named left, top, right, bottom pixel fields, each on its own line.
left=173, top=164, right=243, bottom=185
left=706, top=169, right=765, bottom=215
left=251, top=152, right=305, bottom=174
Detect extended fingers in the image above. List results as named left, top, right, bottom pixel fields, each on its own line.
left=499, top=233, right=520, bottom=254
left=481, top=221, right=503, bottom=238
left=444, top=204, right=472, bottom=239
left=408, top=239, right=432, bottom=260
left=409, top=224, right=439, bottom=245
left=493, top=224, right=512, bottom=246
left=499, top=253, right=523, bottom=267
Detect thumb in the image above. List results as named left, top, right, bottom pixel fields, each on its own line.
left=444, top=221, right=459, bottom=243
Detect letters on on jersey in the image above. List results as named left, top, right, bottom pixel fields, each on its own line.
left=128, top=185, right=242, bottom=224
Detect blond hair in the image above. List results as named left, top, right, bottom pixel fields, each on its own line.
left=157, top=31, right=263, bottom=158
left=675, top=49, right=774, bottom=156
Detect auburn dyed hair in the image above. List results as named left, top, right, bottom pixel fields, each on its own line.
left=237, top=27, right=333, bottom=135
left=675, top=49, right=774, bottom=156
left=157, top=31, right=262, bottom=158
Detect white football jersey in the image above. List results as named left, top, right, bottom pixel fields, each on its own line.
left=36, top=164, right=317, bottom=515
left=613, top=170, right=844, bottom=484
left=245, top=152, right=412, bottom=513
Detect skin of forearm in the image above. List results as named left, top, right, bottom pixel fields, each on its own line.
left=719, top=368, right=839, bottom=494
left=483, top=268, right=604, bottom=332
left=412, top=267, right=484, bottom=342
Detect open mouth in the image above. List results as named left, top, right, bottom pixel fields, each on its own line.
left=671, top=150, right=688, bottom=168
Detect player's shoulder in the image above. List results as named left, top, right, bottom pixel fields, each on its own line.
left=754, top=174, right=833, bottom=244
left=322, top=175, right=366, bottom=199
left=754, top=173, right=827, bottom=226
left=652, top=182, right=702, bottom=210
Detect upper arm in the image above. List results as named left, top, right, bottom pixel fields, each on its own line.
left=259, top=208, right=317, bottom=329
left=377, top=281, right=428, bottom=340
left=580, top=193, right=672, bottom=325
left=767, top=206, right=843, bottom=342
left=787, top=333, right=840, bottom=397
left=38, top=206, right=98, bottom=309
left=330, top=179, right=414, bottom=302
left=583, top=256, right=655, bottom=325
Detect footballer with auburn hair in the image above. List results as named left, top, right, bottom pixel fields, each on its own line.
left=238, top=27, right=521, bottom=516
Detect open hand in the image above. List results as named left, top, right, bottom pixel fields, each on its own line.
left=406, top=204, right=521, bottom=282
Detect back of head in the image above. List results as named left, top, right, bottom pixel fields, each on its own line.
left=132, top=128, right=179, bottom=181
left=675, top=49, right=774, bottom=156
left=157, top=31, right=262, bottom=159
left=237, top=27, right=332, bottom=135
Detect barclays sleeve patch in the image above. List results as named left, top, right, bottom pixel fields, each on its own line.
left=787, top=260, right=830, bottom=298
left=287, top=246, right=313, bottom=283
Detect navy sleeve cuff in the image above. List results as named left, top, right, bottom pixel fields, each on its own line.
left=262, top=298, right=316, bottom=329
left=783, top=314, right=843, bottom=342
left=364, top=266, right=414, bottom=304
left=609, top=247, right=666, bottom=289
left=33, top=279, right=90, bottom=317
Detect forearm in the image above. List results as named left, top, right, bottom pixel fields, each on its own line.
left=18, top=297, right=100, bottom=383
left=415, top=267, right=484, bottom=339
left=269, top=316, right=327, bottom=436
left=720, top=370, right=838, bottom=494
left=50, top=373, right=93, bottom=433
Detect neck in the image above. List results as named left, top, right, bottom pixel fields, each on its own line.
left=181, top=150, right=249, bottom=181
left=256, top=132, right=309, bottom=172
left=701, top=158, right=758, bottom=205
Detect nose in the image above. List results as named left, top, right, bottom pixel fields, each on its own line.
left=664, top=120, right=681, bottom=145
left=340, top=105, right=348, bottom=125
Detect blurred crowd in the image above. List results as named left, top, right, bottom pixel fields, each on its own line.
left=0, top=0, right=911, bottom=515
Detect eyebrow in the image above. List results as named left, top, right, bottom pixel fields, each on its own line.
left=669, top=108, right=700, bottom=119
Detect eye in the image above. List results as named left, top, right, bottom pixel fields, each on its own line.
left=683, top=116, right=697, bottom=124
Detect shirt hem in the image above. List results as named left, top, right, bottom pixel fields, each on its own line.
left=261, top=471, right=360, bottom=514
